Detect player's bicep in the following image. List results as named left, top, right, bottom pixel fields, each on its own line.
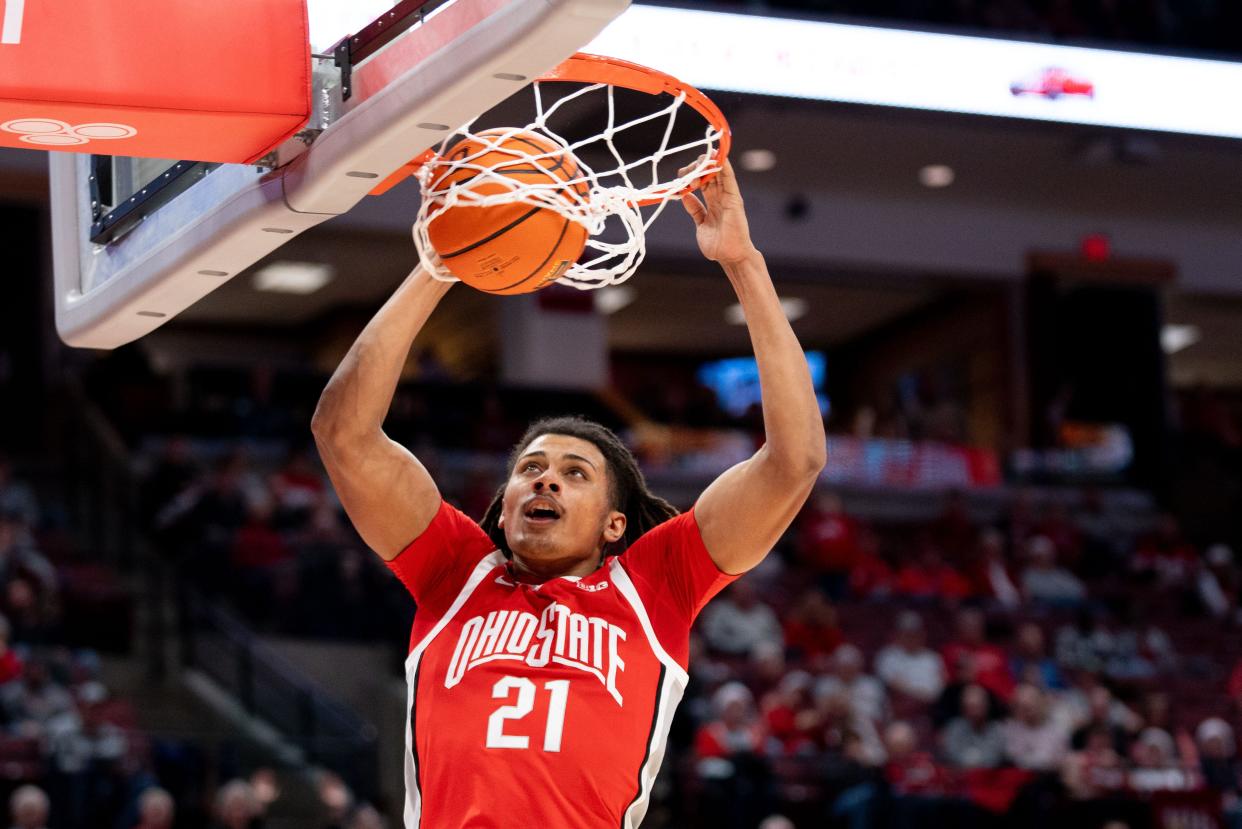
left=695, top=449, right=816, bottom=574
left=315, top=431, right=441, bottom=560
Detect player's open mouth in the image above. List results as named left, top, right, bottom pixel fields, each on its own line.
left=523, top=498, right=562, bottom=523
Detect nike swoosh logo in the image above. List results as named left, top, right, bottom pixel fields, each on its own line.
left=495, top=575, right=515, bottom=587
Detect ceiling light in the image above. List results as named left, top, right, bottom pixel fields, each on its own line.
left=919, top=164, right=955, bottom=188
left=725, top=297, right=808, bottom=325
left=594, top=286, right=636, bottom=315
left=253, top=261, right=334, bottom=295
left=739, top=149, right=777, bottom=172
left=1161, top=324, right=1201, bottom=354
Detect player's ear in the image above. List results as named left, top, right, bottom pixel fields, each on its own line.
left=603, top=510, right=626, bottom=544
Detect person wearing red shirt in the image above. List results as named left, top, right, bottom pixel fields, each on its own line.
left=312, top=161, right=826, bottom=829
left=894, top=544, right=973, bottom=602
left=798, top=492, right=861, bottom=598
left=940, top=607, right=1016, bottom=701
left=782, top=589, right=844, bottom=666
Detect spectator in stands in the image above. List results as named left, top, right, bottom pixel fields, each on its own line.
left=1036, top=501, right=1083, bottom=570
left=893, top=543, right=973, bottom=602
left=1002, top=684, right=1069, bottom=772
left=268, top=445, right=326, bottom=527
left=797, top=492, right=862, bottom=599
left=346, top=805, right=386, bottom=829
left=2, top=577, right=58, bottom=646
left=250, top=767, right=280, bottom=820
left=317, top=771, right=352, bottom=829
left=212, top=779, right=261, bottom=829
left=1068, top=685, right=1134, bottom=757
left=1074, top=488, right=1128, bottom=580
left=847, top=529, right=894, bottom=599
left=1128, top=727, right=1193, bottom=792
left=782, top=589, right=844, bottom=666
left=815, top=644, right=887, bottom=725
left=1020, top=535, right=1087, bottom=606
left=1132, top=513, right=1199, bottom=590
left=158, top=452, right=252, bottom=568
left=750, top=641, right=787, bottom=697
left=941, top=607, right=1015, bottom=701
left=0, top=457, right=38, bottom=529
left=700, top=580, right=783, bottom=657
left=932, top=651, right=1006, bottom=728
left=1010, top=622, right=1064, bottom=690
left=697, top=682, right=769, bottom=762
left=230, top=496, right=292, bottom=626
left=966, top=528, right=1021, bottom=610
left=814, top=687, right=885, bottom=767
left=695, top=682, right=773, bottom=829
left=7, top=785, right=48, bottom=829
left=940, top=684, right=1006, bottom=769
left=761, top=670, right=814, bottom=755
left=875, top=611, right=946, bottom=704
left=3, top=659, right=73, bottom=737
left=1061, top=724, right=1126, bottom=802
left=1197, top=719, right=1241, bottom=801
left=883, top=720, right=945, bottom=796
left=758, top=817, right=794, bottom=829
left=133, top=787, right=175, bottom=829
left=930, top=490, right=976, bottom=568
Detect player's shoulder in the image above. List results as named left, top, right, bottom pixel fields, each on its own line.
left=619, top=508, right=697, bottom=554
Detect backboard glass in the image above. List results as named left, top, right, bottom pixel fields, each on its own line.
left=50, top=0, right=629, bottom=349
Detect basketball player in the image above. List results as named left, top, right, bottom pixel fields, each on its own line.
left=311, top=159, right=826, bottom=828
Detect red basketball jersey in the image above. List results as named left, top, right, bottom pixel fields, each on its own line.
left=385, top=501, right=738, bottom=828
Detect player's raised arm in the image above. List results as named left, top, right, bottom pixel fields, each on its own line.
left=681, top=159, right=827, bottom=574
left=311, top=267, right=453, bottom=560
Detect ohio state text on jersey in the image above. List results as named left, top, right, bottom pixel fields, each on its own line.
left=386, top=502, right=737, bottom=829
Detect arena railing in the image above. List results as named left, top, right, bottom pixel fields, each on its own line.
left=178, top=588, right=381, bottom=801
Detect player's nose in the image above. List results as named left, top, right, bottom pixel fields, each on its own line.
left=533, top=478, right=560, bottom=493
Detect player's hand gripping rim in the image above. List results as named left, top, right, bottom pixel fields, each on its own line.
left=679, top=155, right=760, bottom=267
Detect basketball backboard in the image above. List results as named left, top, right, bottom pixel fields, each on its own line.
left=49, top=0, right=629, bottom=349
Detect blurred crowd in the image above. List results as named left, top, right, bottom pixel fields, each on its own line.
left=674, top=489, right=1242, bottom=828
left=1, top=455, right=391, bottom=828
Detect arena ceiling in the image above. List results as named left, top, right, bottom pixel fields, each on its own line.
left=1, top=82, right=1240, bottom=376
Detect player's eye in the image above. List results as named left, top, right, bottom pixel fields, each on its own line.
left=566, top=467, right=586, bottom=478
left=521, top=462, right=541, bottom=473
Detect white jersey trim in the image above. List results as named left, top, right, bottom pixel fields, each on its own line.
left=609, top=558, right=689, bottom=829
left=403, top=550, right=506, bottom=829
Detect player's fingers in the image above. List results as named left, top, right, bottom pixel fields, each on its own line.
left=716, top=159, right=743, bottom=199
left=681, top=193, right=708, bottom=225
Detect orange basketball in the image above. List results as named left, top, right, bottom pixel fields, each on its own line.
left=426, top=129, right=588, bottom=295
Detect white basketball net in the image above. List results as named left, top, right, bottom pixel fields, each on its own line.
left=412, top=78, right=724, bottom=290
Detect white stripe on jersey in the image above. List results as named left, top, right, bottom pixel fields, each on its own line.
left=608, top=559, right=689, bottom=829
left=403, top=550, right=506, bottom=829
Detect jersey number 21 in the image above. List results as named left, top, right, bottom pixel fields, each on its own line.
left=487, top=676, right=570, bottom=752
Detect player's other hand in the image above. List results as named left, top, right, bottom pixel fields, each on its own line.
left=680, top=157, right=760, bottom=267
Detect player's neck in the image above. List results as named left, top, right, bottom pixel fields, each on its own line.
left=509, top=549, right=603, bottom=582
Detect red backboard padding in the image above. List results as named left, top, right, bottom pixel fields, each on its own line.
left=0, top=0, right=310, bottom=162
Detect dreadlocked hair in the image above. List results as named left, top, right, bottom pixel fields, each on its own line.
left=479, top=416, right=678, bottom=559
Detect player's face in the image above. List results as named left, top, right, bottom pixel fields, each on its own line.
left=498, top=433, right=626, bottom=575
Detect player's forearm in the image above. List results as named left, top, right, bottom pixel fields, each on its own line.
left=722, top=251, right=826, bottom=479
left=312, top=268, right=453, bottom=444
